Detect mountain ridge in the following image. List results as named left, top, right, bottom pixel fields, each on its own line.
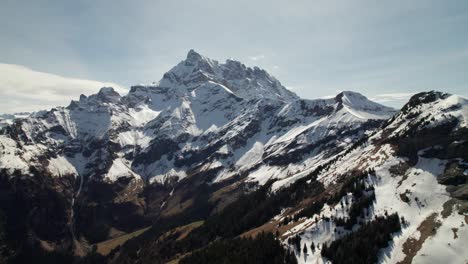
left=0, top=51, right=466, bottom=264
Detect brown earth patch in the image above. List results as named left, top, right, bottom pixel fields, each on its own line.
left=156, top=221, right=204, bottom=263
left=398, top=213, right=441, bottom=264
left=441, top=199, right=456, bottom=218
left=74, top=239, right=87, bottom=257
left=107, top=227, right=126, bottom=239
left=96, top=226, right=150, bottom=256
left=240, top=221, right=279, bottom=239
left=162, top=198, right=194, bottom=217
left=209, top=181, right=243, bottom=214
left=210, top=182, right=241, bottom=201
left=166, top=252, right=190, bottom=264
left=240, top=217, right=313, bottom=240
left=157, top=221, right=204, bottom=243
left=39, top=240, right=55, bottom=252
left=96, top=221, right=203, bottom=258
left=175, top=221, right=204, bottom=241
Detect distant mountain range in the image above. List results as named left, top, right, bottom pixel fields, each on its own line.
left=0, top=112, right=30, bottom=128
left=0, top=50, right=466, bottom=264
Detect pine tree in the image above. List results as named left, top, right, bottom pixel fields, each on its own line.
left=293, top=235, right=301, bottom=252
left=303, top=244, right=308, bottom=255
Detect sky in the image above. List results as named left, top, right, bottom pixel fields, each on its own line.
left=0, top=0, right=467, bottom=113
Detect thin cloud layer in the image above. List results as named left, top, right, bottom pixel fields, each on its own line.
left=371, top=93, right=416, bottom=104
left=0, top=63, right=126, bottom=113
left=249, top=54, right=266, bottom=61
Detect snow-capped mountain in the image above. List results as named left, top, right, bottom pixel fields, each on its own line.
left=0, top=112, right=30, bottom=128
left=0, top=50, right=394, bottom=186
left=266, top=91, right=468, bottom=264
left=159, top=49, right=298, bottom=102
left=0, top=50, right=465, bottom=264
left=111, top=91, right=466, bottom=264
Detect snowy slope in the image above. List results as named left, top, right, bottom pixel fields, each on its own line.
left=273, top=91, right=468, bottom=264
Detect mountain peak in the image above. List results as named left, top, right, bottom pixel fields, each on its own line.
left=183, top=49, right=214, bottom=69
left=97, top=87, right=121, bottom=101
left=186, top=49, right=203, bottom=61
left=98, top=87, right=119, bottom=96
left=334, top=91, right=396, bottom=119
left=406, top=91, right=450, bottom=107
left=68, top=87, right=121, bottom=106
left=335, top=91, right=368, bottom=106
left=158, top=51, right=298, bottom=102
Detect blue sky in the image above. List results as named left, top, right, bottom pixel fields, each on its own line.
left=0, top=0, right=467, bottom=113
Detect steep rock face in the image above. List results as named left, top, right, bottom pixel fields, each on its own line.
left=0, top=50, right=397, bottom=258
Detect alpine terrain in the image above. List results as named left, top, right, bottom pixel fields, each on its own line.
left=0, top=50, right=466, bottom=264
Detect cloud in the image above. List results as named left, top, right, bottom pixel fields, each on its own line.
left=0, top=63, right=127, bottom=114
left=370, top=92, right=416, bottom=103
left=285, top=85, right=301, bottom=91
left=248, top=54, right=266, bottom=61
left=320, top=94, right=338, bottom=99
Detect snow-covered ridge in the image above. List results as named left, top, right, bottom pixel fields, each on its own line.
left=384, top=91, right=468, bottom=137
left=275, top=91, right=468, bottom=264
left=0, top=50, right=404, bottom=186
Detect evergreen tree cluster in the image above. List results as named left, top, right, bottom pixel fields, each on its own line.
left=186, top=178, right=325, bottom=248
left=327, top=169, right=375, bottom=205
left=180, top=232, right=297, bottom=264
left=281, top=199, right=326, bottom=226
left=110, top=162, right=386, bottom=263
left=321, top=213, right=401, bottom=264
left=118, top=177, right=325, bottom=263
left=287, top=234, right=302, bottom=252
left=293, top=199, right=325, bottom=221
left=335, top=192, right=376, bottom=230
left=282, top=170, right=377, bottom=228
